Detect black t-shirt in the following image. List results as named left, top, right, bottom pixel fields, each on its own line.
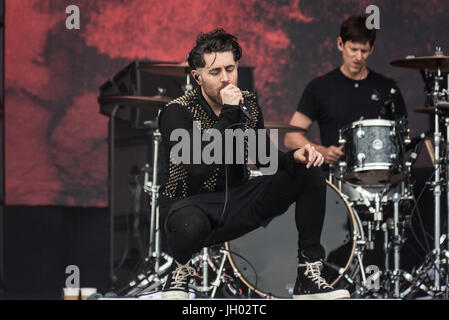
left=297, top=67, right=408, bottom=147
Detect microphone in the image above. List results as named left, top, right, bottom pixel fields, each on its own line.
left=239, top=101, right=255, bottom=122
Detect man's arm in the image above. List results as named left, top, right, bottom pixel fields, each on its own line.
left=284, top=111, right=343, bottom=164
left=255, top=107, right=324, bottom=173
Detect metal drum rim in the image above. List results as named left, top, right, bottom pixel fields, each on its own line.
left=349, top=119, right=396, bottom=128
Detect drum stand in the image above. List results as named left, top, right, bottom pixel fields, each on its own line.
left=120, top=126, right=173, bottom=296
left=392, top=192, right=403, bottom=297
left=121, top=129, right=237, bottom=299
left=401, top=103, right=449, bottom=299
left=421, top=80, right=449, bottom=295
left=334, top=160, right=415, bottom=298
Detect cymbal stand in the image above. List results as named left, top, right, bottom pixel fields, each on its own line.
left=188, top=245, right=236, bottom=298
left=136, top=122, right=172, bottom=292
left=183, top=74, right=193, bottom=94
left=431, top=80, right=443, bottom=293
left=444, top=114, right=449, bottom=299
left=392, top=192, right=402, bottom=297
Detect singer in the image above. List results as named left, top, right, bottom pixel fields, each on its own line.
left=157, top=28, right=349, bottom=300
left=284, top=15, right=408, bottom=164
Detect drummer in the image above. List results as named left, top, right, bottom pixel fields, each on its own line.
left=284, top=15, right=408, bottom=165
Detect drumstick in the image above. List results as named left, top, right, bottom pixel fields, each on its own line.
left=424, top=138, right=435, bottom=166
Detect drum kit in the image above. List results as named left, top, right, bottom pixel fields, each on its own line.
left=111, top=49, right=449, bottom=299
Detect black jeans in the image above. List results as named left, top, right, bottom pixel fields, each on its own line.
left=159, top=164, right=326, bottom=264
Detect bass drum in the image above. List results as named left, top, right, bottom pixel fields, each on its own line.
left=225, top=180, right=363, bottom=299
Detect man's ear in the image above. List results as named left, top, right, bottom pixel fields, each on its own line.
left=191, top=70, right=201, bottom=85
left=337, top=37, right=344, bottom=52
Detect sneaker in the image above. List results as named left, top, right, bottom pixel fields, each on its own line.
left=161, top=261, right=196, bottom=299
left=293, top=254, right=350, bottom=300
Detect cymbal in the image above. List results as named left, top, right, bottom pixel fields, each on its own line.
left=138, top=61, right=190, bottom=77
left=98, top=95, right=172, bottom=107
left=390, top=54, right=449, bottom=70
left=264, top=122, right=307, bottom=132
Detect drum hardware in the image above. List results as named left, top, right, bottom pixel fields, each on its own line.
left=120, top=110, right=245, bottom=298
left=134, top=128, right=237, bottom=298
left=382, top=222, right=390, bottom=272
left=224, top=180, right=367, bottom=298
left=392, top=47, right=449, bottom=296
left=100, top=93, right=173, bottom=289
left=392, top=192, right=402, bottom=297
left=390, top=50, right=449, bottom=71
left=138, top=61, right=193, bottom=94
left=331, top=111, right=418, bottom=297
left=210, top=249, right=231, bottom=298
left=119, top=114, right=172, bottom=296
left=98, top=93, right=172, bottom=108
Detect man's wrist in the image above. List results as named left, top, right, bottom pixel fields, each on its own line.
left=314, top=145, right=326, bottom=155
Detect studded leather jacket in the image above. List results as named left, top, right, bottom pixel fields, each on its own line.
left=158, top=87, right=298, bottom=200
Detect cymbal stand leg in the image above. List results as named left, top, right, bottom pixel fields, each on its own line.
left=354, top=248, right=367, bottom=295
left=444, top=116, right=449, bottom=300
left=148, top=128, right=162, bottom=277
left=184, top=75, right=193, bottom=94
left=381, top=222, right=389, bottom=272
left=210, top=249, right=229, bottom=298
left=328, top=164, right=334, bottom=185
left=433, top=111, right=442, bottom=292
left=202, top=247, right=210, bottom=293
left=392, top=192, right=401, bottom=298
left=373, top=194, right=382, bottom=231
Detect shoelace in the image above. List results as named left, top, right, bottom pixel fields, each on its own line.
left=298, top=261, right=333, bottom=289
left=169, top=262, right=196, bottom=290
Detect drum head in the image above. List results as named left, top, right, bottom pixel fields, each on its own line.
left=225, top=181, right=358, bottom=298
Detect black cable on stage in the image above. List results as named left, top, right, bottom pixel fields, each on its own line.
left=219, top=121, right=247, bottom=222
left=408, top=155, right=439, bottom=254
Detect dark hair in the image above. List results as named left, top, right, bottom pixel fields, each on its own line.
left=187, top=28, right=242, bottom=70
left=340, top=15, right=377, bottom=47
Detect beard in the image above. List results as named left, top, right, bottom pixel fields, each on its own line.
left=203, top=84, right=228, bottom=106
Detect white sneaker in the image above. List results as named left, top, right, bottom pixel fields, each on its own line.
left=161, top=261, right=196, bottom=299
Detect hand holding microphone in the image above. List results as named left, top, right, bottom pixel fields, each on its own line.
left=220, top=84, right=255, bottom=122
left=220, top=84, right=243, bottom=106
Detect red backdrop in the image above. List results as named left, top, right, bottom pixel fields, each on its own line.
left=5, top=0, right=449, bottom=206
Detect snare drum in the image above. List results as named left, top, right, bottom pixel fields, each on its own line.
left=225, top=181, right=363, bottom=298
left=339, top=119, right=406, bottom=185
